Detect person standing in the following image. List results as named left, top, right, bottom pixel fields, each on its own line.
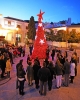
left=29, top=44, right=33, bottom=55
left=17, top=61, right=26, bottom=95
left=22, top=46, right=25, bottom=57
left=38, top=61, right=51, bottom=96
left=33, top=60, right=41, bottom=89
left=26, top=61, right=34, bottom=86
left=46, top=47, right=50, bottom=59
left=44, top=57, right=49, bottom=67
left=70, top=59, right=75, bottom=83
left=27, top=54, right=31, bottom=65
left=34, top=57, right=40, bottom=66
left=0, top=54, right=6, bottom=78
left=63, top=58, right=70, bottom=87
left=16, top=59, right=23, bottom=89
left=71, top=52, right=78, bottom=76
left=55, top=59, right=63, bottom=89
left=6, top=57, right=12, bottom=78
left=47, top=61, right=55, bottom=91
left=51, top=48, right=55, bottom=60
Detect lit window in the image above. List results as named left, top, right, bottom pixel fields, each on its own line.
left=16, top=34, right=21, bottom=42
left=8, top=21, right=11, bottom=25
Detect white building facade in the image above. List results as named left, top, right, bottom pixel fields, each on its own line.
left=0, top=14, right=28, bottom=45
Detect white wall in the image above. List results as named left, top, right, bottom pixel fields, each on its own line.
left=47, top=41, right=80, bottom=48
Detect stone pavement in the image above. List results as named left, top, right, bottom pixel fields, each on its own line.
left=0, top=49, right=80, bottom=100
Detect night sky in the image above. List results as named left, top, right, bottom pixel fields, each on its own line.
left=0, top=0, right=80, bottom=23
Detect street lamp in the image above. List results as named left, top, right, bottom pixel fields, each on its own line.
left=16, top=27, right=19, bottom=46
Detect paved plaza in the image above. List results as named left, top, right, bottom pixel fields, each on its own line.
left=0, top=48, right=80, bottom=100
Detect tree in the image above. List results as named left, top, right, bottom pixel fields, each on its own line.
left=45, top=29, right=56, bottom=41
left=68, top=29, right=78, bottom=43
left=31, top=10, right=47, bottom=59
left=27, top=16, right=36, bottom=40
left=55, top=30, right=64, bottom=42
left=77, top=32, right=80, bottom=43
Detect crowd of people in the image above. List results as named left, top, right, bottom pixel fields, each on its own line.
left=0, top=45, right=25, bottom=78
left=0, top=45, right=78, bottom=96
left=15, top=46, right=78, bottom=96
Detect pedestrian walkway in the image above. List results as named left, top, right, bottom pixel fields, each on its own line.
left=0, top=49, right=80, bottom=100
left=0, top=77, right=11, bottom=86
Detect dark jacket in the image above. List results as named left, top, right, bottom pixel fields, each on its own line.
left=47, top=63, right=55, bottom=80
left=0, top=59, right=6, bottom=70
left=16, top=62, right=21, bottom=76
left=51, top=49, right=55, bottom=56
left=33, top=64, right=41, bottom=80
left=38, top=67, right=51, bottom=82
left=64, top=61, right=70, bottom=74
left=17, top=65, right=26, bottom=78
left=55, top=63, right=63, bottom=75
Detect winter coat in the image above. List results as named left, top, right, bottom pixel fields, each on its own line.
left=37, top=67, right=51, bottom=82
left=0, top=59, right=6, bottom=70
left=47, top=66, right=54, bottom=80
left=51, top=49, right=55, bottom=56
left=26, top=65, right=34, bottom=80
left=6, top=60, right=12, bottom=72
left=64, top=61, right=70, bottom=74
left=17, top=65, right=26, bottom=78
left=55, top=63, right=63, bottom=75
left=33, top=64, right=41, bottom=80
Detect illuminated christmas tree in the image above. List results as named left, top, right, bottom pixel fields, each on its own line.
left=32, top=10, right=48, bottom=59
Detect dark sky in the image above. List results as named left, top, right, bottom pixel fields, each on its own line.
left=0, top=0, right=80, bottom=23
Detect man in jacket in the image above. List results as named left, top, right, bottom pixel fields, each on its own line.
left=64, top=58, right=70, bottom=87
left=38, top=61, right=51, bottom=96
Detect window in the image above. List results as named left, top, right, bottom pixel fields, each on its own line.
left=16, top=34, right=21, bottom=42
left=11, top=22, right=15, bottom=26
left=4, top=20, right=8, bottom=25
left=26, top=26, right=28, bottom=29
left=17, top=25, right=21, bottom=29
left=8, top=21, right=11, bottom=25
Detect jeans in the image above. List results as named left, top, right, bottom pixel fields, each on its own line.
left=56, top=75, right=62, bottom=87
left=48, top=80, right=52, bottom=90
left=64, top=74, right=69, bottom=86
left=19, top=80, right=25, bottom=94
left=40, top=80, right=47, bottom=95
left=70, top=76, right=74, bottom=83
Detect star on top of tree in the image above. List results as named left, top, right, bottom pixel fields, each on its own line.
left=37, top=10, right=45, bottom=22
left=39, top=39, right=45, bottom=45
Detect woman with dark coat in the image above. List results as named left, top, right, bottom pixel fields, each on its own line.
left=33, top=60, right=41, bottom=89
left=17, top=60, right=26, bottom=95
left=51, top=48, right=55, bottom=60
left=44, top=58, right=49, bottom=67
left=26, top=61, right=34, bottom=86
left=47, top=61, right=55, bottom=91
left=55, top=59, right=63, bottom=88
